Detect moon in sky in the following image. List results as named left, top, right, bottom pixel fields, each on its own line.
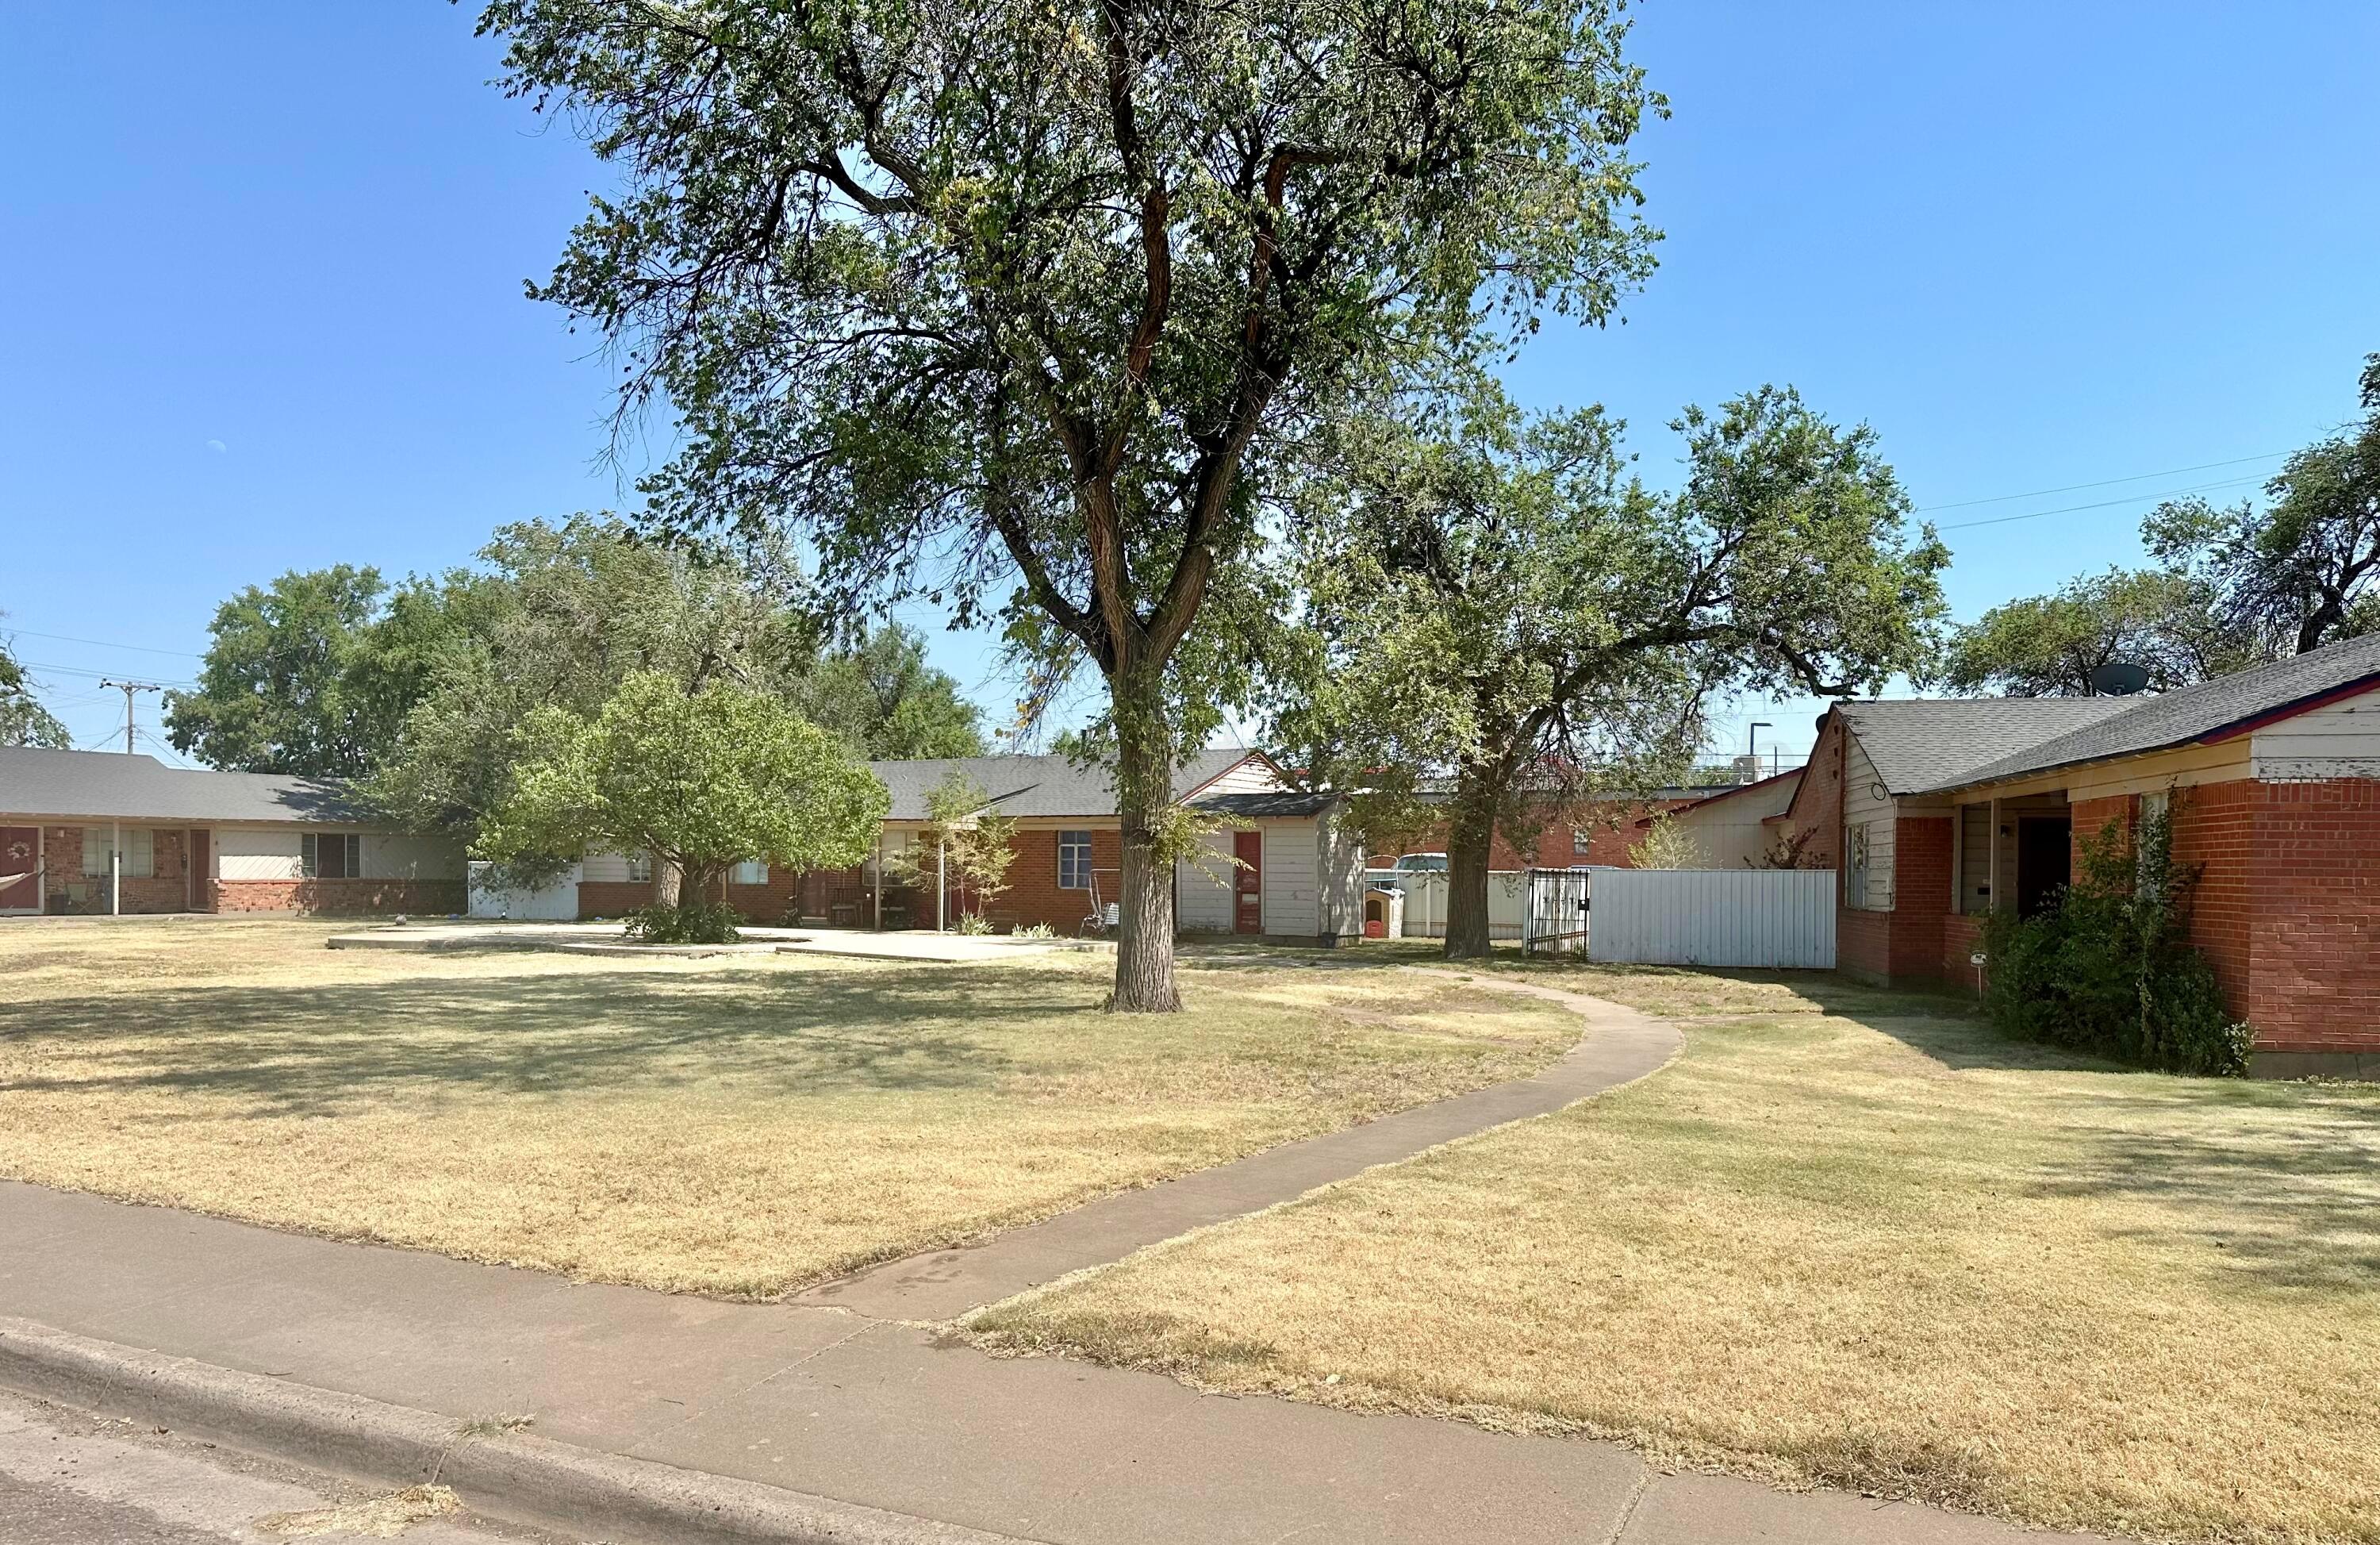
left=205, top=439, right=227, bottom=454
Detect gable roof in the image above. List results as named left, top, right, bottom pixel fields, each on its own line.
left=1664, top=766, right=1804, bottom=817
left=0, top=746, right=373, bottom=824
left=867, top=748, right=1269, bottom=821
left=1925, top=630, right=2380, bottom=792
left=1833, top=698, right=2135, bottom=795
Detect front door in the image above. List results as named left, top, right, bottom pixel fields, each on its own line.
left=2016, top=816, right=2071, bottom=919
left=1233, top=830, right=1263, bottom=934
left=0, top=827, right=37, bottom=912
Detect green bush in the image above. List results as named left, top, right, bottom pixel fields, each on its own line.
left=624, top=897, right=744, bottom=945
left=1980, top=797, right=2251, bottom=1076
left=954, top=911, right=995, bottom=936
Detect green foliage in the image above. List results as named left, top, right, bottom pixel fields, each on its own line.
left=1627, top=815, right=1700, bottom=871
left=1981, top=801, right=2251, bottom=1076
left=0, top=622, right=70, bottom=749
left=624, top=897, right=746, bottom=946
left=478, top=671, right=890, bottom=934
left=1010, top=922, right=1057, bottom=940
left=480, top=0, right=1667, bottom=1005
left=2144, top=351, right=2380, bottom=657
left=370, top=520, right=969, bottom=872
left=799, top=625, right=985, bottom=759
left=1276, top=379, right=1945, bottom=951
left=1942, top=567, right=2243, bottom=698
left=163, top=566, right=428, bottom=776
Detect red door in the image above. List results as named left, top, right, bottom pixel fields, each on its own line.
left=1233, top=830, right=1263, bottom=934
left=188, top=828, right=211, bottom=912
left=0, top=827, right=40, bottom=912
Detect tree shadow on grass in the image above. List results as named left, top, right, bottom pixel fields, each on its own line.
left=0, top=963, right=1104, bottom=1117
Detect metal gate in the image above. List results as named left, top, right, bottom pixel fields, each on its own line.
left=1521, top=867, right=1594, bottom=952
left=1583, top=868, right=1836, bottom=968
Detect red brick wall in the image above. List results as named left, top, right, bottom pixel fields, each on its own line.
left=215, top=878, right=466, bottom=914
left=1781, top=716, right=1846, bottom=870
left=986, top=827, right=1123, bottom=932
left=1837, top=907, right=1892, bottom=982
left=37, top=824, right=193, bottom=914
left=1941, top=913, right=1986, bottom=987
left=2248, top=778, right=2380, bottom=1053
left=1887, top=815, right=1954, bottom=982
left=1402, top=798, right=1697, bottom=871
left=2167, top=782, right=2255, bottom=1025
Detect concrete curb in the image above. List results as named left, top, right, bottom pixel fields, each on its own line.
left=0, top=1315, right=1039, bottom=1545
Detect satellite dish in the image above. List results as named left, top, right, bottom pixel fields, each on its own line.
left=2090, top=661, right=2152, bottom=697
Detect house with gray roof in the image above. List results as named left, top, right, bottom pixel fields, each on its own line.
left=1775, top=631, right=2380, bottom=1075
left=0, top=746, right=464, bottom=917
left=575, top=748, right=1369, bottom=946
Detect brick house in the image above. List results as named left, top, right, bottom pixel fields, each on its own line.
left=1390, top=784, right=1753, bottom=871
left=0, top=746, right=466, bottom=917
left=1775, top=632, right=2380, bottom=1077
left=574, top=748, right=1372, bottom=946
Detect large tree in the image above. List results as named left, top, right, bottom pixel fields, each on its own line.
left=480, top=671, right=889, bottom=941
left=1942, top=567, right=2240, bottom=698
left=0, top=623, right=71, bottom=749
left=482, top=0, right=1663, bottom=1009
left=2145, top=352, right=2380, bottom=658
left=797, top=625, right=986, bottom=759
left=164, top=566, right=403, bottom=776
left=1280, top=383, right=1945, bottom=957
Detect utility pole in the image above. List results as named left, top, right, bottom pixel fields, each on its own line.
left=98, top=679, right=162, bottom=754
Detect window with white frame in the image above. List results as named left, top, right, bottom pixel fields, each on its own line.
left=1058, top=830, right=1092, bottom=890
left=624, top=851, right=654, bottom=883
left=301, top=832, right=361, bottom=879
left=1845, top=823, right=1871, bottom=910
left=82, top=827, right=155, bottom=879
left=731, top=859, right=770, bottom=886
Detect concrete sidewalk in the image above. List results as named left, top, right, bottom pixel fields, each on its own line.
left=0, top=978, right=2113, bottom=1545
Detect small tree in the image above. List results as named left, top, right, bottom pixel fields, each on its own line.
left=0, top=621, right=70, bottom=749
left=481, top=671, right=889, bottom=944
left=1626, top=814, right=1700, bottom=870
left=888, top=773, right=1019, bottom=932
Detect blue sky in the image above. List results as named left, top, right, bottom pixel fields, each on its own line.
left=4, top=2, right=2375, bottom=767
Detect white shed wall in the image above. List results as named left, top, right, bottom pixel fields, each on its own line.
left=1175, top=830, right=1238, bottom=932
left=1260, top=821, right=1319, bottom=939
left=1588, top=868, right=1837, bottom=968
left=2252, top=684, right=2380, bottom=778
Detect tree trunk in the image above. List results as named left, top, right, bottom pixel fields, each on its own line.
left=1109, top=665, right=1181, bottom=1011
left=1443, top=770, right=1499, bottom=960
left=654, top=855, right=683, bottom=910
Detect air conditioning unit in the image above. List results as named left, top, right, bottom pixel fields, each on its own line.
left=1731, top=754, right=1764, bottom=783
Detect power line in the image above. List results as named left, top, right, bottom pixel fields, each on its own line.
left=20, top=659, right=196, bottom=689
left=2, top=627, right=202, bottom=659
left=1935, top=474, right=2267, bottom=534
left=1915, top=451, right=2286, bottom=513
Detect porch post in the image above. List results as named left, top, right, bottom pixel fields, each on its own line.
left=110, top=818, right=121, bottom=916
left=873, top=832, right=883, bottom=930
left=937, top=838, right=947, bottom=932
left=1987, top=798, right=2002, bottom=916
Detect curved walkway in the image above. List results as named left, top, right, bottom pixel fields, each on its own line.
left=0, top=971, right=2113, bottom=1545
left=797, top=971, right=1683, bottom=1320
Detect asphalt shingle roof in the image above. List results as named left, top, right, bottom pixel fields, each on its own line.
left=0, top=747, right=372, bottom=824
left=1922, top=629, right=2380, bottom=792
left=867, top=748, right=1263, bottom=821
left=1832, top=698, right=2134, bottom=795
left=1186, top=790, right=1337, bottom=818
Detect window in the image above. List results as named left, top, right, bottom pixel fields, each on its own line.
left=1845, top=823, right=1870, bottom=910
left=624, top=851, right=654, bottom=883
left=1058, top=830, right=1092, bottom=890
left=82, top=827, right=154, bottom=879
left=731, top=859, right=770, bottom=886
left=302, top=832, right=361, bottom=879
left=1572, top=830, right=1594, bottom=859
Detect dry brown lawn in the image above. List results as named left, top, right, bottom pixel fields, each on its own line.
left=0, top=918, right=1578, bottom=1297
left=973, top=960, right=2380, bottom=1545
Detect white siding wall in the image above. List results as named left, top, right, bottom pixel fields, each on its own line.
left=217, top=828, right=302, bottom=881
left=1191, top=756, right=1284, bottom=797
left=1668, top=774, right=1802, bottom=868
left=1956, top=803, right=1991, bottom=914
left=580, top=849, right=640, bottom=883
left=1175, top=830, right=1238, bottom=932
left=1842, top=736, right=1897, bottom=909
left=1315, top=807, right=1366, bottom=943
left=2252, top=686, right=2380, bottom=778
left=1260, top=821, right=1319, bottom=938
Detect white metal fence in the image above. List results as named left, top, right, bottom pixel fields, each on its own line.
left=1365, top=870, right=1526, bottom=940
left=1582, top=867, right=1836, bottom=968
